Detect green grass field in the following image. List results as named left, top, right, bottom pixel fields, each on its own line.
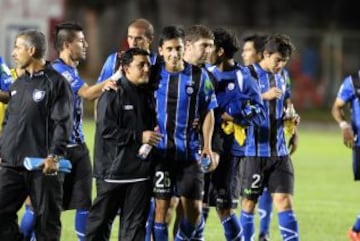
left=38, top=120, right=359, bottom=241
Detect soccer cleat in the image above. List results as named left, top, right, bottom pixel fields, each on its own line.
left=259, top=233, right=270, bottom=241
left=348, top=229, right=360, bottom=241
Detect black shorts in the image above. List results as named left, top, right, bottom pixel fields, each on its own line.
left=240, top=156, right=294, bottom=201
left=353, top=146, right=360, bottom=180
left=63, top=143, right=93, bottom=210
left=202, top=173, right=211, bottom=203
left=153, top=159, right=204, bottom=200
left=211, top=126, right=224, bottom=154
left=206, top=154, right=241, bottom=209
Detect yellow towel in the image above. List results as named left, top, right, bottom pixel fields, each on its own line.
left=221, top=121, right=246, bottom=146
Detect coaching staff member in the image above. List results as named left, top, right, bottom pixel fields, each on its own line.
left=0, top=30, right=73, bottom=241
left=85, top=48, right=162, bottom=241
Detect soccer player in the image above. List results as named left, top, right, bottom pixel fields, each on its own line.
left=242, top=34, right=298, bottom=241
left=52, top=22, right=118, bottom=240
left=331, top=70, right=360, bottom=241
left=85, top=47, right=161, bottom=241
left=19, top=22, right=118, bottom=241
left=239, top=34, right=299, bottom=241
left=242, top=34, right=273, bottom=241
left=0, top=29, right=73, bottom=241
left=151, top=25, right=217, bottom=241
left=164, top=24, right=219, bottom=241
left=97, top=18, right=157, bottom=85
left=205, top=27, right=265, bottom=241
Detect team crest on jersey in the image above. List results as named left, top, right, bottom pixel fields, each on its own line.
left=32, top=89, right=46, bottom=102
left=227, top=82, right=235, bottom=91
left=185, top=84, right=194, bottom=95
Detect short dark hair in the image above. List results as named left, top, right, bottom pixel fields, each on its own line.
left=128, top=18, right=154, bottom=39
left=263, top=34, right=296, bottom=58
left=213, top=27, right=239, bottom=59
left=242, top=34, right=267, bottom=54
left=185, top=24, right=214, bottom=43
left=159, top=25, right=185, bottom=47
left=16, top=30, right=46, bottom=59
left=54, top=22, right=83, bottom=52
left=121, top=48, right=149, bottom=67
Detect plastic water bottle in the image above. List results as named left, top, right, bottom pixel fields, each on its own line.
left=138, top=126, right=161, bottom=160
left=284, top=104, right=296, bottom=135
left=137, top=144, right=152, bottom=160
left=200, top=155, right=211, bottom=173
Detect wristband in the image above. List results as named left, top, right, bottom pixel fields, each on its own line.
left=110, top=70, right=122, bottom=81
left=339, top=121, right=350, bottom=130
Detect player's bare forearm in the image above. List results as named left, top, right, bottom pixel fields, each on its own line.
left=78, top=80, right=118, bottom=101
left=331, top=98, right=347, bottom=124
left=201, top=110, right=214, bottom=152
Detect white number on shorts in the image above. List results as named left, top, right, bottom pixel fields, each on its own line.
left=155, top=171, right=171, bottom=188
left=251, top=174, right=261, bottom=189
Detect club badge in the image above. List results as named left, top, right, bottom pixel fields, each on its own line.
left=227, top=82, right=235, bottom=91
left=185, top=84, right=194, bottom=95
left=32, top=89, right=46, bottom=102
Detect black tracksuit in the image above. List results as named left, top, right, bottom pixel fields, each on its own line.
left=0, top=64, right=73, bottom=241
left=86, top=77, right=157, bottom=241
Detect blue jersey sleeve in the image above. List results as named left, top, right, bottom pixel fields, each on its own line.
left=0, top=57, right=14, bottom=91
left=97, top=53, right=117, bottom=83
left=52, top=61, right=85, bottom=94
left=282, top=69, right=291, bottom=100
left=337, top=76, right=355, bottom=103
left=231, top=69, right=265, bottom=127
left=201, top=70, right=218, bottom=111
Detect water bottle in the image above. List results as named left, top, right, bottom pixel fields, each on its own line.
left=284, top=104, right=296, bottom=135
left=137, top=144, right=153, bottom=160
left=138, top=126, right=161, bottom=160
left=200, top=155, right=211, bottom=173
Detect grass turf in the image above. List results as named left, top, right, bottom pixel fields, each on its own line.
left=23, top=120, right=359, bottom=241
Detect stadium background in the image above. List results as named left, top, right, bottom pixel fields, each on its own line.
left=1, top=0, right=360, bottom=240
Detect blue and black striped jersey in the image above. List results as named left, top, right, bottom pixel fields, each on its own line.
left=52, top=58, right=86, bottom=144
left=154, top=62, right=218, bottom=161
left=245, top=63, right=291, bottom=157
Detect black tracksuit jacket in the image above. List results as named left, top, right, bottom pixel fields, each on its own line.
left=94, top=77, right=157, bottom=180
left=0, top=64, right=73, bottom=167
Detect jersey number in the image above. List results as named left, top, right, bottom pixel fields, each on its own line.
left=251, top=174, right=261, bottom=189
left=155, top=171, right=171, bottom=188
